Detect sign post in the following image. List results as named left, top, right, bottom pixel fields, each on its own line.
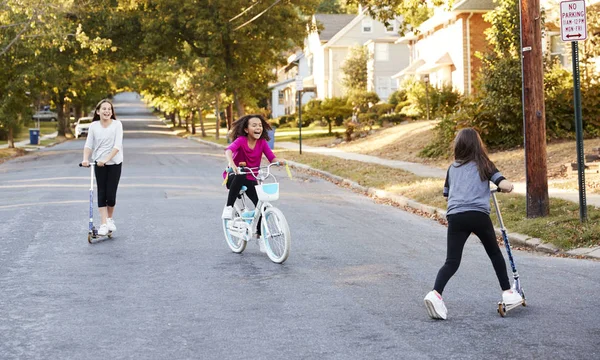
left=295, top=76, right=303, bottom=155
left=560, top=0, right=588, bottom=222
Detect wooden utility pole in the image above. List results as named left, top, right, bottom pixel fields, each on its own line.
left=520, top=0, right=549, bottom=217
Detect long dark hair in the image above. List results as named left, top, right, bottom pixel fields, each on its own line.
left=230, top=114, right=272, bottom=142
left=453, top=128, right=495, bottom=181
left=92, top=99, right=117, bottom=122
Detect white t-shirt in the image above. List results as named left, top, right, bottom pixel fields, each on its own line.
left=84, top=120, right=124, bottom=165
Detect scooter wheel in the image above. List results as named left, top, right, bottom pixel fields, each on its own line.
left=498, top=303, right=506, bottom=317
left=87, top=233, right=92, bottom=243
left=108, top=233, right=112, bottom=239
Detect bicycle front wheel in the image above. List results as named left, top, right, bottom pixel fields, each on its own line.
left=261, top=207, right=291, bottom=263
left=223, top=208, right=246, bottom=253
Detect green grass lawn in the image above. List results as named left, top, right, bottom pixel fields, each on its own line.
left=277, top=150, right=600, bottom=251
left=0, top=122, right=58, bottom=146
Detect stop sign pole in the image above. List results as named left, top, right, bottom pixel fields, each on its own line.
left=560, top=0, right=588, bottom=222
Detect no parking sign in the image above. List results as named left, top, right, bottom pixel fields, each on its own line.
left=560, top=0, right=587, bottom=42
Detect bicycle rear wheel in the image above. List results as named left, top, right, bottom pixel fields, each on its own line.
left=223, top=208, right=246, bottom=253
left=261, top=207, right=291, bottom=263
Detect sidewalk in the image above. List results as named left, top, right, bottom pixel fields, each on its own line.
left=277, top=141, right=600, bottom=208
left=0, top=131, right=59, bottom=149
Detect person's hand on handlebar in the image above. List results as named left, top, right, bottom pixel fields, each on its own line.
left=498, top=179, right=514, bottom=193
left=81, top=160, right=90, bottom=167
left=272, top=158, right=286, bottom=166
left=229, top=164, right=240, bottom=175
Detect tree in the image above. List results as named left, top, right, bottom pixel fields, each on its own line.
left=135, top=0, right=320, bottom=116
left=346, top=0, right=445, bottom=35
left=341, top=46, right=368, bottom=92
left=316, top=0, right=357, bottom=14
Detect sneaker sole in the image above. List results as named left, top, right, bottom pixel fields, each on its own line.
left=424, top=299, right=445, bottom=320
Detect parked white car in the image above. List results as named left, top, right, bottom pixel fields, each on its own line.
left=75, top=117, right=93, bottom=139
left=32, top=110, right=58, bottom=122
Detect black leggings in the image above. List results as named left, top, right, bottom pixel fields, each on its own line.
left=95, top=163, right=122, bottom=207
left=226, top=175, right=258, bottom=207
left=433, top=211, right=510, bottom=294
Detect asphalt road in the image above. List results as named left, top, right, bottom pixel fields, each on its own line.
left=0, top=93, right=599, bottom=359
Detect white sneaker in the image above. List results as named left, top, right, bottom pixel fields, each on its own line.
left=221, top=206, right=234, bottom=220
left=97, top=224, right=109, bottom=236
left=502, top=289, right=523, bottom=306
left=424, top=290, right=448, bottom=320
left=107, top=218, right=116, bottom=232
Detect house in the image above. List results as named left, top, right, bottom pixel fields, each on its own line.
left=304, top=12, right=408, bottom=101
left=269, top=10, right=410, bottom=117
left=365, top=37, right=409, bottom=100
left=392, top=0, right=497, bottom=95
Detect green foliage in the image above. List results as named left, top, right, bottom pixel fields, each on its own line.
left=346, top=0, right=445, bottom=35
left=378, top=113, right=408, bottom=125
left=303, top=97, right=352, bottom=133
left=341, top=46, right=368, bottom=91
left=397, top=77, right=461, bottom=120
left=348, top=90, right=380, bottom=113
left=368, top=103, right=395, bottom=115
left=387, top=89, right=407, bottom=106
left=316, top=0, right=358, bottom=14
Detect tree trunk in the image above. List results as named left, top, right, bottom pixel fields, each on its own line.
left=233, top=90, right=245, bottom=117
left=199, top=110, right=206, bottom=137
left=170, top=112, right=176, bottom=126
left=7, top=127, right=14, bottom=149
left=57, top=96, right=67, bottom=137
left=74, top=104, right=83, bottom=121
left=191, top=110, right=196, bottom=135
left=185, top=113, right=190, bottom=133
left=215, top=95, right=221, bottom=140
left=227, top=103, right=233, bottom=130
left=177, top=111, right=182, bottom=127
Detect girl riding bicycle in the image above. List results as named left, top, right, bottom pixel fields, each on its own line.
left=222, top=114, right=285, bottom=220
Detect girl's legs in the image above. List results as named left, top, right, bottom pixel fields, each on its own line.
left=433, top=213, right=472, bottom=294
left=472, top=214, right=511, bottom=291
left=105, top=163, right=122, bottom=217
left=225, top=175, right=261, bottom=234
left=94, top=165, right=109, bottom=225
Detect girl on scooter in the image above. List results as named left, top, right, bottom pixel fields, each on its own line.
left=423, top=128, right=522, bottom=320
left=81, top=99, right=124, bottom=236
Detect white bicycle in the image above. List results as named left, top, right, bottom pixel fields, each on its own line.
left=222, top=162, right=291, bottom=264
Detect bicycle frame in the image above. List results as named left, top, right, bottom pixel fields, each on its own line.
left=226, top=163, right=280, bottom=241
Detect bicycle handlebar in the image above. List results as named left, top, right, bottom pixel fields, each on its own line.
left=227, top=162, right=283, bottom=179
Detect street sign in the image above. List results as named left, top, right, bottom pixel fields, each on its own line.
left=560, top=0, right=587, bottom=42
left=295, top=76, right=303, bottom=91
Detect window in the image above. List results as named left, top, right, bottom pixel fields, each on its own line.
left=385, top=20, right=396, bottom=33
left=278, top=91, right=284, bottom=105
left=375, top=43, right=389, bottom=61
left=376, top=77, right=391, bottom=99
left=362, top=19, right=373, bottom=33
left=550, top=35, right=567, bottom=67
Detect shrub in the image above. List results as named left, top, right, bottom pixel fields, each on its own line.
left=368, top=103, right=395, bottom=116
left=388, top=89, right=407, bottom=106
left=378, top=113, right=408, bottom=125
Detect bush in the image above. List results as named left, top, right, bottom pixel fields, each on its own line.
left=348, top=90, right=380, bottom=113
left=368, top=103, right=395, bottom=116
left=388, top=89, right=407, bottom=106
left=378, top=113, right=408, bottom=125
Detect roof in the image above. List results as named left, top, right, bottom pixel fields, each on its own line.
left=452, top=0, right=497, bottom=11
left=314, top=14, right=356, bottom=41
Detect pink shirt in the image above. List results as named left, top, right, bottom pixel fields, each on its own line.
left=223, top=136, right=276, bottom=180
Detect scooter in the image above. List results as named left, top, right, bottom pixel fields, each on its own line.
left=79, top=162, right=112, bottom=243
left=491, top=188, right=526, bottom=317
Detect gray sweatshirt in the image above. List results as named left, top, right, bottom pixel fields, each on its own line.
left=84, top=120, right=123, bottom=165
left=443, top=161, right=505, bottom=216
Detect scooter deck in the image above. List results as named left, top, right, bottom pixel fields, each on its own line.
left=497, top=298, right=527, bottom=317
left=88, top=231, right=113, bottom=243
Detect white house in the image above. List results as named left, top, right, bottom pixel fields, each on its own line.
left=269, top=10, right=411, bottom=117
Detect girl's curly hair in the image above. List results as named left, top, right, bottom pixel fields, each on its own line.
left=92, top=99, right=117, bottom=122
left=230, top=114, right=272, bottom=142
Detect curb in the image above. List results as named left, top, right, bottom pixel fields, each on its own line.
left=189, top=136, right=600, bottom=261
